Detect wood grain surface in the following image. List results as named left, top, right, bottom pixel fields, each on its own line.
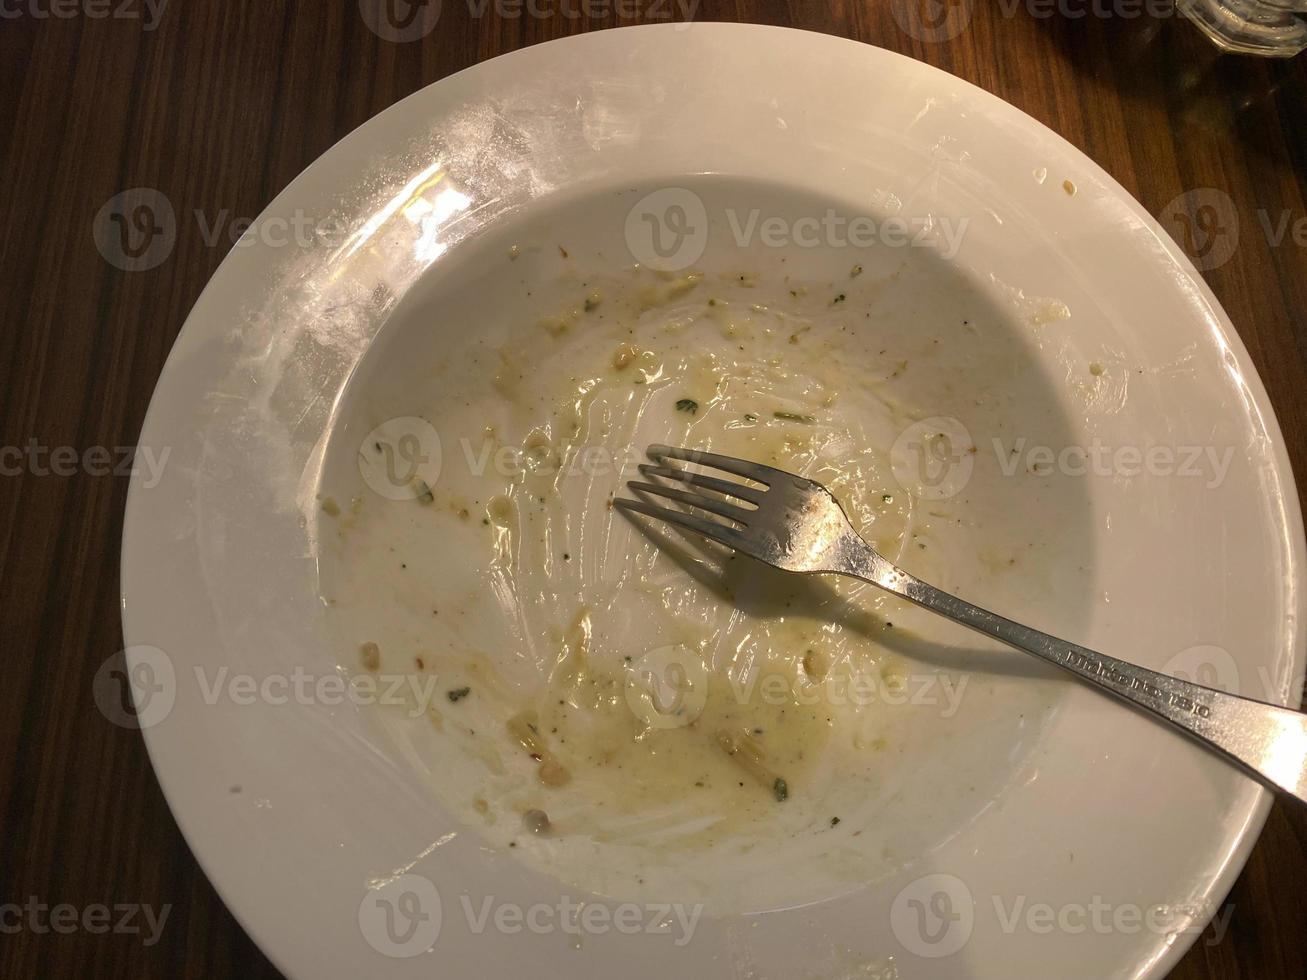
left=1, top=1, right=1305, bottom=977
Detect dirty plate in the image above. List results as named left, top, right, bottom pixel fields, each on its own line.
left=121, top=23, right=1304, bottom=980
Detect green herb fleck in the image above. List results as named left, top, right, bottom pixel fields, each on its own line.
left=415, top=480, right=434, bottom=504
left=676, top=399, right=699, bottom=415
left=447, top=687, right=471, bottom=703
left=773, top=777, right=789, bottom=802
left=743, top=413, right=758, bottom=422
left=830, top=816, right=841, bottom=827
left=832, top=293, right=846, bottom=304
left=882, top=493, right=893, bottom=504
left=773, top=411, right=815, bottom=424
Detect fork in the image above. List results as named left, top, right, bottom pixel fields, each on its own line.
left=615, top=444, right=1307, bottom=805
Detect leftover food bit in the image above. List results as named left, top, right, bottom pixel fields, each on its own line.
left=360, top=641, right=381, bottom=672
left=320, top=496, right=341, bottom=517
left=802, top=647, right=830, bottom=681
left=486, top=495, right=514, bottom=527
left=716, top=728, right=788, bottom=802
left=508, top=709, right=572, bottom=787
left=447, top=687, right=472, bottom=703
left=612, top=344, right=638, bottom=370
left=522, top=809, right=552, bottom=835
left=675, top=399, right=699, bottom=415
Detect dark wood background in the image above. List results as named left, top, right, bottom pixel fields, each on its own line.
left=2, top=1, right=1305, bottom=976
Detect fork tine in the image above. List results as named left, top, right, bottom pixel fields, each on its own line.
left=613, top=497, right=741, bottom=549
left=626, top=480, right=752, bottom=524
left=638, top=463, right=764, bottom=505
left=647, top=444, right=779, bottom=485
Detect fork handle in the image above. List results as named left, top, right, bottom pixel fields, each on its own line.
left=835, top=540, right=1307, bottom=804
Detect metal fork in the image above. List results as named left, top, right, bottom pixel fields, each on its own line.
left=615, top=444, right=1307, bottom=805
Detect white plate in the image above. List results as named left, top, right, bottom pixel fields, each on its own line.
left=121, top=24, right=1305, bottom=979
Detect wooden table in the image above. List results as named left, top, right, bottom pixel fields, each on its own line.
left=2, top=2, right=1304, bottom=976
